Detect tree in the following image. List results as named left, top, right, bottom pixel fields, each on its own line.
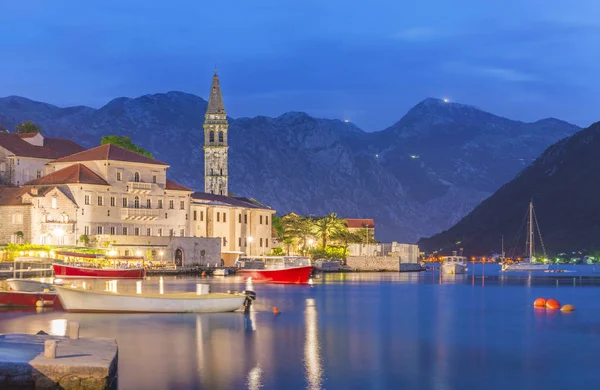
left=312, top=213, right=347, bottom=249
left=353, top=228, right=376, bottom=244
left=101, top=135, right=154, bottom=158
left=331, top=229, right=362, bottom=260
left=15, top=121, right=41, bottom=134
left=281, top=214, right=313, bottom=254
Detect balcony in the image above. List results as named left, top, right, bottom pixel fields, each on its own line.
left=121, top=208, right=159, bottom=220
left=127, top=182, right=153, bottom=194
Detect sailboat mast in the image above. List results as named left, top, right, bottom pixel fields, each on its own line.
left=529, top=201, right=534, bottom=259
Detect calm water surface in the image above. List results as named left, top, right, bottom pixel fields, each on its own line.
left=1, top=265, right=600, bottom=390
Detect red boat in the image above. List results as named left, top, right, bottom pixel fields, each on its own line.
left=52, top=263, right=146, bottom=279
left=236, top=256, right=313, bottom=284
left=0, top=291, right=62, bottom=309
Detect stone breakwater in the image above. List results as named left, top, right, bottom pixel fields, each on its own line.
left=0, top=333, right=118, bottom=389
left=346, top=256, right=424, bottom=272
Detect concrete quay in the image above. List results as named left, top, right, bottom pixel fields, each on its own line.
left=0, top=333, right=117, bottom=389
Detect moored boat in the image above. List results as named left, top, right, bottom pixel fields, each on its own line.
left=0, top=290, right=62, bottom=308
left=52, top=263, right=146, bottom=279
left=440, top=255, right=468, bottom=275
left=6, top=278, right=59, bottom=292
left=236, top=256, right=313, bottom=284
left=55, top=286, right=247, bottom=313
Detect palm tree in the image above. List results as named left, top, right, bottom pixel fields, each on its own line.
left=312, top=213, right=346, bottom=249
left=331, top=229, right=362, bottom=261
left=281, top=214, right=313, bottom=254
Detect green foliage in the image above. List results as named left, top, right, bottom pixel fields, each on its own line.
left=310, top=246, right=347, bottom=260
left=267, top=247, right=285, bottom=256
left=311, top=212, right=347, bottom=248
left=281, top=213, right=313, bottom=253
left=78, top=234, right=90, bottom=246
left=5, top=243, right=52, bottom=252
left=101, top=135, right=154, bottom=158
left=15, top=121, right=41, bottom=134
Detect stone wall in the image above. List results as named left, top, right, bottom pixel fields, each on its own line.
left=346, top=256, right=401, bottom=271
left=0, top=205, right=31, bottom=245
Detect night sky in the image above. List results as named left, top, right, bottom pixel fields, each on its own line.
left=0, top=1, right=598, bottom=131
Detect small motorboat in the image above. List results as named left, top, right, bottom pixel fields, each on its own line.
left=236, top=256, right=313, bottom=284
left=53, top=263, right=146, bottom=279
left=440, top=255, right=468, bottom=275
left=0, top=290, right=62, bottom=308
left=55, top=285, right=248, bottom=313
left=6, top=278, right=63, bottom=292
left=213, top=268, right=229, bottom=276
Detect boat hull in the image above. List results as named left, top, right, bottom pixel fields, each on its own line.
left=53, top=263, right=146, bottom=279
left=7, top=279, right=52, bottom=292
left=55, top=287, right=246, bottom=313
left=441, top=263, right=468, bottom=275
left=501, top=263, right=549, bottom=271
left=0, top=291, right=62, bottom=308
left=237, top=265, right=313, bottom=284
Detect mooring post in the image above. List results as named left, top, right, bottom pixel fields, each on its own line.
left=69, top=322, right=80, bottom=340
left=44, top=340, right=57, bottom=359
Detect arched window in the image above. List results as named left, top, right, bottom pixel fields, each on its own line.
left=134, top=172, right=140, bottom=182
left=209, top=131, right=215, bottom=143
left=218, top=131, right=224, bottom=143
left=134, top=196, right=140, bottom=209
left=210, top=168, right=214, bottom=175
left=220, top=168, right=223, bottom=175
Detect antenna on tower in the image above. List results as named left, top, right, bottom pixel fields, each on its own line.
left=214, top=62, right=218, bottom=75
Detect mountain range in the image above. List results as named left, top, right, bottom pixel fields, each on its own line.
left=0, top=93, right=580, bottom=242
left=419, top=121, right=600, bottom=256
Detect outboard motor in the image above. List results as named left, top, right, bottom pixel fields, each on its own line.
left=243, top=277, right=256, bottom=315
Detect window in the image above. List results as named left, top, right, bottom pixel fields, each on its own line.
left=266, top=239, right=269, bottom=247
left=147, top=228, right=151, bottom=236
left=219, top=190, right=223, bottom=195
left=169, top=229, right=174, bottom=237
left=110, top=226, right=115, bottom=235
left=51, top=197, right=57, bottom=209
left=165, top=213, right=168, bottom=219
left=217, top=213, right=220, bottom=222
left=110, top=196, right=116, bottom=207
left=97, top=226, right=103, bottom=235
left=107, top=210, right=110, bottom=217
left=185, top=213, right=188, bottom=220
left=82, top=209, right=84, bottom=215
left=222, top=237, right=226, bottom=247
left=239, top=237, right=242, bottom=247
left=209, top=131, right=215, bottom=143
left=200, top=211, right=204, bottom=221
left=134, top=172, right=140, bottom=182
left=260, top=238, right=263, bottom=247
left=0, top=162, right=5, bottom=172
left=218, top=131, right=224, bottom=143
left=146, top=199, right=151, bottom=209
left=223, top=212, right=226, bottom=222
left=11, top=214, right=23, bottom=224
left=244, top=214, right=247, bottom=223
left=158, top=199, right=163, bottom=209
left=245, top=237, right=247, bottom=246
left=180, top=229, right=184, bottom=237
left=266, top=216, right=269, bottom=225
left=84, top=226, right=90, bottom=235
left=134, top=227, right=140, bottom=236
left=152, top=175, right=157, bottom=184
left=117, top=171, right=122, bottom=181
left=134, top=196, right=140, bottom=209
left=123, top=198, right=128, bottom=207
left=238, top=214, right=241, bottom=223
left=125, top=250, right=129, bottom=256
left=193, top=210, right=197, bottom=221
left=220, top=168, right=223, bottom=176
left=260, top=215, right=263, bottom=224
left=36, top=170, right=42, bottom=178
left=122, top=227, right=128, bottom=235
left=98, top=196, right=103, bottom=206
left=158, top=228, right=163, bottom=237
left=169, top=200, right=174, bottom=209
left=84, top=195, right=90, bottom=205
left=180, top=200, right=184, bottom=210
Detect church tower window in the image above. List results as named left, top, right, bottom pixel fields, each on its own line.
left=209, top=131, right=215, bottom=143
left=218, top=131, right=224, bottom=143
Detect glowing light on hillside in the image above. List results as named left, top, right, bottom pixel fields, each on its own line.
left=344, top=119, right=350, bottom=123
left=443, top=98, right=449, bottom=103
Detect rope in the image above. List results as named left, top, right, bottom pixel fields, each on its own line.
left=532, top=205, right=547, bottom=258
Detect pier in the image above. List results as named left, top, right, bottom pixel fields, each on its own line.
left=0, top=332, right=117, bottom=389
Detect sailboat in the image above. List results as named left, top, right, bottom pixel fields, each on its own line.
left=501, top=201, right=550, bottom=271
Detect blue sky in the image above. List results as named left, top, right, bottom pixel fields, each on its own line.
left=0, top=0, right=598, bottom=130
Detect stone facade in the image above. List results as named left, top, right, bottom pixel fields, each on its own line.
left=348, top=242, right=419, bottom=263
left=203, top=71, right=229, bottom=196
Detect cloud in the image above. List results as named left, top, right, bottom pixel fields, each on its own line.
left=393, top=27, right=438, bottom=41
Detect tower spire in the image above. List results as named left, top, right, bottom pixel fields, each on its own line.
left=206, top=71, right=225, bottom=115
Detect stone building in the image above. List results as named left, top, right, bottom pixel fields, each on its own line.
left=0, top=71, right=276, bottom=266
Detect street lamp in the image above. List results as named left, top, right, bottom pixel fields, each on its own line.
left=159, top=250, right=164, bottom=263
left=247, top=236, right=253, bottom=257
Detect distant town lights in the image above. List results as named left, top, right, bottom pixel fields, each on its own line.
left=443, top=98, right=449, bottom=103
left=344, top=119, right=350, bottom=123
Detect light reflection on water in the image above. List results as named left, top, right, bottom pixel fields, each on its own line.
left=0, top=270, right=599, bottom=389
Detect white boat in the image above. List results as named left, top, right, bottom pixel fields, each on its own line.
left=213, top=268, right=229, bottom=276
left=441, top=255, right=468, bottom=275
left=7, top=278, right=52, bottom=292
left=55, top=286, right=247, bottom=313
left=502, top=201, right=550, bottom=272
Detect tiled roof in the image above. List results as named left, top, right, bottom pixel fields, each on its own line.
left=165, top=179, right=192, bottom=192
left=24, top=164, right=109, bottom=186
left=344, top=218, right=375, bottom=229
left=0, top=133, right=84, bottom=159
left=52, top=144, right=168, bottom=166
left=191, top=192, right=272, bottom=210
left=0, top=185, right=30, bottom=206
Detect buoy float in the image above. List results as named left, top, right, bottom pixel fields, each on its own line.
left=35, top=299, right=45, bottom=308
left=546, top=298, right=561, bottom=310
left=272, top=306, right=281, bottom=314
left=561, top=304, right=576, bottom=312
left=201, top=271, right=206, bottom=277
left=533, top=298, right=546, bottom=308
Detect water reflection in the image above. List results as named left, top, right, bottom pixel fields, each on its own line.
left=246, top=365, right=263, bottom=390
left=304, top=298, right=322, bottom=390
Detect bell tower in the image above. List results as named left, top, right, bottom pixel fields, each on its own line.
left=203, top=70, right=229, bottom=195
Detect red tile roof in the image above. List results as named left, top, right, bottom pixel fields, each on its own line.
left=24, top=164, right=109, bottom=186
left=0, top=185, right=30, bottom=206
left=0, top=133, right=84, bottom=159
left=192, top=192, right=273, bottom=210
left=165, top=179, right=192, bottom=192
left=52, top=144, right=168, bottom=166
left=344, top=218, right=375, bottom=229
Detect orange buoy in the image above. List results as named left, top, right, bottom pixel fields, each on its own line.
left=533, top=298, right=546, bottom=308
left=546, top=298, right=561, bottom=310
left=272, top=306, right=281, bottom=314
left=201, top=271, right=206, bottom=277
left=560, top=304, right=576, bottom=312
